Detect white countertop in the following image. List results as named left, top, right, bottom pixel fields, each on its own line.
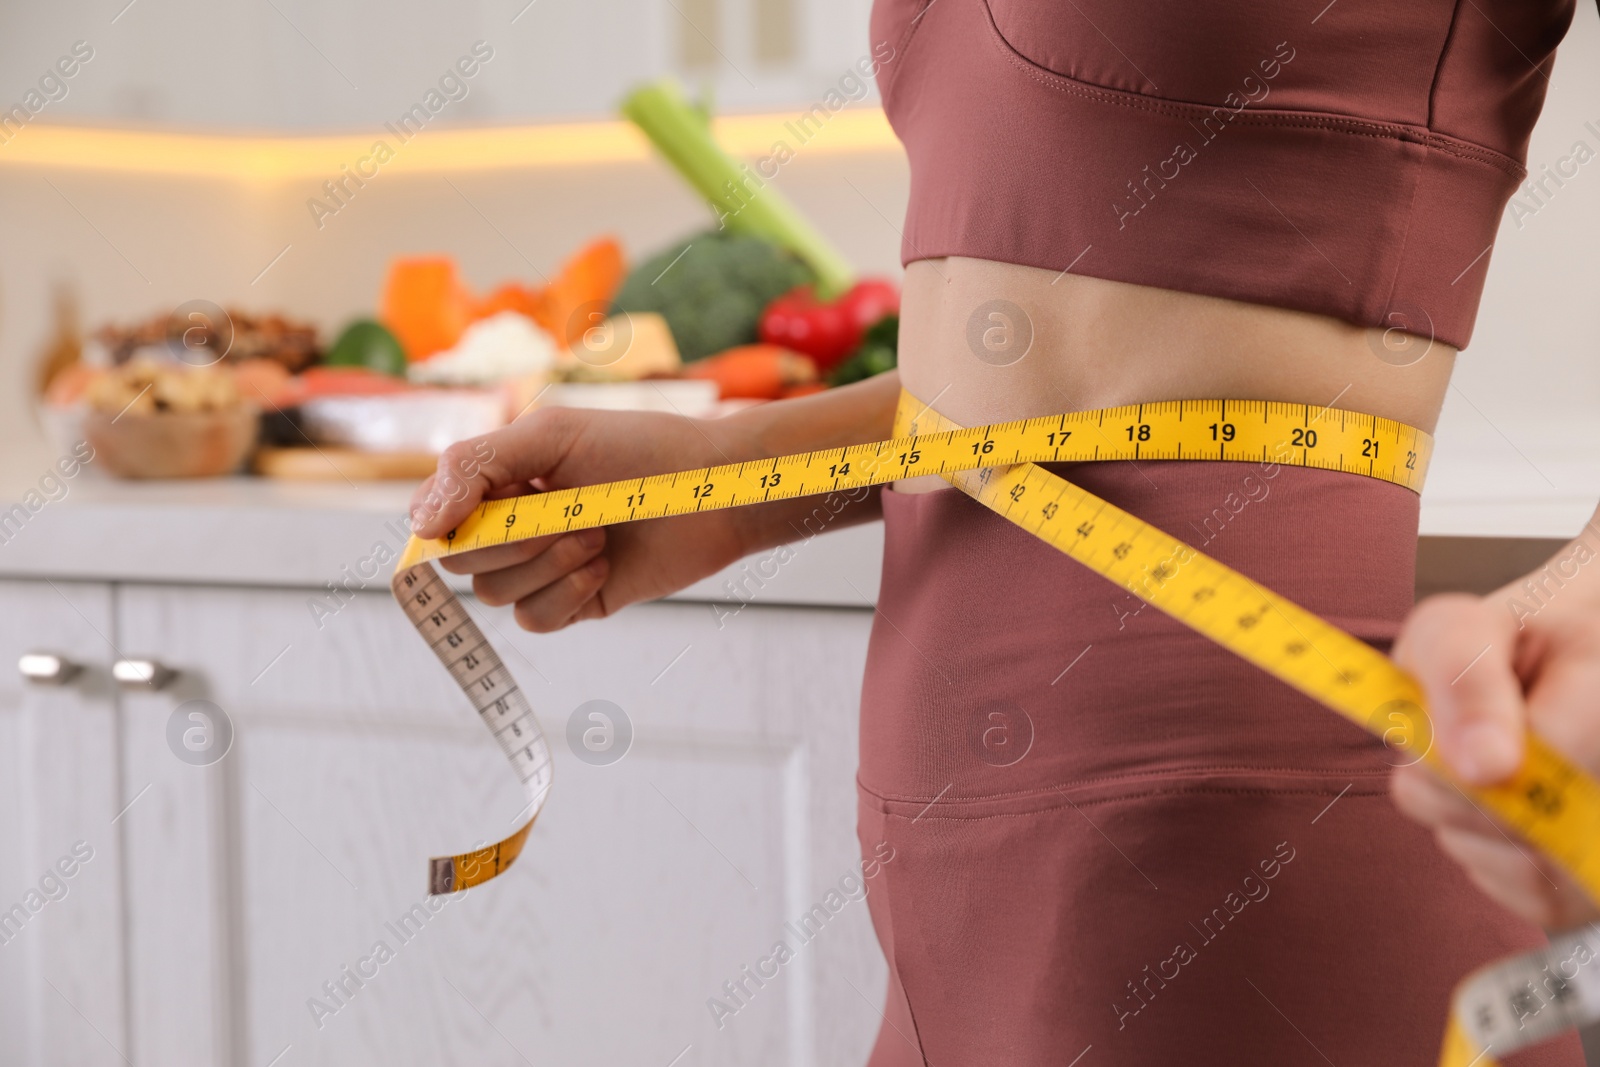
left=0, top=460, right=887, bottom=608
left=0, top=404, right=1594, bottom=607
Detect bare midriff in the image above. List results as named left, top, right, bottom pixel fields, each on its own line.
left=893, top=257, right=1455, bottom=493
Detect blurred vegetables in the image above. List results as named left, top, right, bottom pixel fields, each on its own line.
left=838, top=279, right=900, bottom=341
left=326, top=319, right=407, bottom=377
left=621, top=80, right=854, bottom=298
left=537, top=237, right=626, bottom=347
left=475, top=282, right=544, bottom=322
left=380, top=258, right=473, bottom=361
left=759, top=287, right=851, bottom=371
left=828, top=314, right=898, bottom=386
left=378, top=239, right=629, bottom=363
left=611, top=230, right=815, bottom=362
left=758, top=278, right=899, bottom=372
left=684, top=344, right=817, bottom=400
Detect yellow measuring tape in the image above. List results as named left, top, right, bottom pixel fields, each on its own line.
left=390, top=392, right=1600, bottom=1066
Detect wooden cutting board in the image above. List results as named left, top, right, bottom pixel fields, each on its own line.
left=252, top=447, right=438, bottom=481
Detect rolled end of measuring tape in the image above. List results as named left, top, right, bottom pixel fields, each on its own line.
left=1440, top=920, right=1600, bottom=1067
left=429, top=857, right=456, bottom=896
left=426, top=820, right=536, bottom=897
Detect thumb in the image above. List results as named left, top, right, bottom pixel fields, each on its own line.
left=1393, top=593, right=1526, bottom=785
left=409, top=408, right=581, bottom=539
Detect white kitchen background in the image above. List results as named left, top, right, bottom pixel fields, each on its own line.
left=1, top=2, right=1600, bottom=1067
left=0, top=0, right=907, bottom=463
left=0, top=0, right=867, bottom=125
left=0, top=4, right=904, bottom=1067
left=0, top=1, right=1596, bottom=474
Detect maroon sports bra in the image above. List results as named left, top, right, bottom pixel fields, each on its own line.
left=870, top=0, right=1574, bottom=349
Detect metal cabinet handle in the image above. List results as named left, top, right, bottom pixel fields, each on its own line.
left=18, top=653, right=82, bottom=686
left=112, top=659, right=176, bottom=690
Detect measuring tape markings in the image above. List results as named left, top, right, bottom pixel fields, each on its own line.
left=393, top=562, right=550, bottom=894
left=890, top=402, right=1600, bottom=875
left=389, top=398, right=1435, bottom=898
left=396, top=400, right=1431, bottom=569
left=389, top=392, right=1598, bottom=1064
left=892, top=397, right=1600, bottom=1067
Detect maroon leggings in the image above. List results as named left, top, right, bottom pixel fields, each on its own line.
left=856, top=462, right=1581, bottom=1067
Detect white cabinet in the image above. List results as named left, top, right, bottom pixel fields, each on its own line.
left=0, top=576, right=882, bottom=1067
left=0, top=580, right=130, bottom=1067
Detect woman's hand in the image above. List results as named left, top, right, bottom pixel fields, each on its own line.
left=409, top=405, right=758, bottom=632
left=406, top=374, right=901, bottom=634
left=1390, top=518, right=1600, bottom=929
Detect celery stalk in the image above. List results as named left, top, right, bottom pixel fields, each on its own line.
left=621, top=79, right=856, bottom=299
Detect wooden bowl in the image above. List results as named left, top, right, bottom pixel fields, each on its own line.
left=83, top=407, right=260, bottom=479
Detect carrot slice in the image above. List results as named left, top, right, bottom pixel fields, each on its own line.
left=474, top=282, right=546, bottom=323
left=537, top=237, right=626, bottom=347
left=683, top=344, right=817, bottom=400
left=380, top=257, right=473, bottom=361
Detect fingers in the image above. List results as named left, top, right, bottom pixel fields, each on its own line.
left=469, top=530, right=606, bottom=607
left=1392, top=764, right=1595, bottom=928
left=410, top=408, right=583, bottom=539
left=512, top=554, right=609, bottom=633
left=1522, top=615, right=1600, bottom=773
left=408, top=472, right=442, bottom=531
left=569, top=595, right=609, bottom=625
left=1391, top=594, right=1600, bottom=929
left=1390, top=763, right=1487, bottom=836
left=437, top=532, right=567, bottom=577
left=1433, top=826, right=1567, bottom=929
left=408, top=451, right=492, bottom=538
left=1393, top=593, right=1525, bottom=785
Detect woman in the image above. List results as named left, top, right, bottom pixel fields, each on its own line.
left=412, top=1, right=1600, bottom=1062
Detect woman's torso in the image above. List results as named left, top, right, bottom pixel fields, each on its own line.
left=894, top=258, right=1455, bottom=491
left=876, top=0, right=1575, bottom=456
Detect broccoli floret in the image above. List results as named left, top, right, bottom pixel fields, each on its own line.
left=610, top=230, right=815, bottom=361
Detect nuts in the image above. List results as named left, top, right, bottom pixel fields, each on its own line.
left=94, top=308, right=320, bottom=373
left=85, top=358, right=241, bottom=416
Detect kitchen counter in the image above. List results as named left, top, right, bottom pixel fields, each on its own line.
left=1, top=405, right=1595, bottom=606
left=0, top=464, right=886, bottom=607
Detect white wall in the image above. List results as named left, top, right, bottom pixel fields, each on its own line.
left=1437, top=3, right=1600, bottom=472
left=0, top=0, right=876, bottom=128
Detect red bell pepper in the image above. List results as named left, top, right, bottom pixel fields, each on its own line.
left=838, top=279, right=899, bottom=342
left=759, top=278, right=899, bottom=372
